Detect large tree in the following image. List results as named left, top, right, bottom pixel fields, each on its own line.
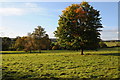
left=54, top=2, right=103, bottom=55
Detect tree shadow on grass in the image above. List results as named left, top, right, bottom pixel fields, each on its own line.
left=0, top=51, right=61, bottom=54
left=0, top=52, right=27, bottom=54
left=94, top=53, right=120, bottom=56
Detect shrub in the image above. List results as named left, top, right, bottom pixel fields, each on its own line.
left=116, top=43, right=120, bottom=47
left=99, top=42, right=107, bottom=48
left=52, top=45, right=59, bottom=50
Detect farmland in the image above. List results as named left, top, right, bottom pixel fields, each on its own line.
left=1, top=47, right=119, bottom=79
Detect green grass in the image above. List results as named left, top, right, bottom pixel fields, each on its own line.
left=105, top=42, right=119, bottom=47
left=1, top=47, right=120, bottom=79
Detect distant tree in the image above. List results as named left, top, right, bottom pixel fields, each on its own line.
left=32, top=26, right=46, bottom=38
left=54, top=2, right=103, bottom=55
left=31, top=26, right=51, bottom=52
left=2, top=37, right=12, bottom=51
left=14, top=26, right=51, bottom=52
left=24, top=36, right=35, bottom=52
left=14, top=36, right=21, bottom=41
left=10, top=37, right=20, bottom=51
left=14, top=35, right=35, bottom=52
left=41, top=34, right=51, bottom=50
left=14, top=37, right=26, bottom=51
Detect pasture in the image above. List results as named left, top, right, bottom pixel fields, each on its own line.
left=105, top=41, right=119, bottom=47
left=1, top=47, right=120, bottom=79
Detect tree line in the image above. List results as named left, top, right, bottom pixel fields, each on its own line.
left=1, top=26, right=51, bottom=52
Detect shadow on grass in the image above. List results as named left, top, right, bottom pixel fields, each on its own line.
left=0, top=51, right=62, bottom=54
left=3, top=70, right=119, bottom=80
left=92, top=53, right=120, bottom=56
left=2, top=72, right=120, bottom=80
left=0, top=52, right=49, bottom=54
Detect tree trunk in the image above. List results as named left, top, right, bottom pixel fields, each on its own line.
left=30, top=50, right=31, bottom=53
left=81, top=48, right=84, bottom=55
left=39, top=49, right=41, bottom=53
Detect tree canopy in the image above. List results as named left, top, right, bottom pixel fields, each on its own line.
left=54, top=2, right=103, bottom=55
left=2, top=37, right=12, bottom=51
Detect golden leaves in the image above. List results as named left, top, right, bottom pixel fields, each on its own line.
left=62, top=10, right=65, bottom=13
left=62, top=4, right=80, bottom=13
left=62, top=2, right=87, bottom=19
left=80, top=1, right=88, bottom=5
left=75, top=7, right=86, bottom=14
left=72, top=4, right=80, bottom=7
left=62, top=1, right=89, bottom=14
left=72, top=20, right=76, bottom=23
left=76, top=8, right=82, bottom=13
left=65, top=7, right=70, bottom=11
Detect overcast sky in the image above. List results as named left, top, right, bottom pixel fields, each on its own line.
left=0, top=2, right=118, bottom=40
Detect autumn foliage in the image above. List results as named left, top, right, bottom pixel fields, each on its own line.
left=54, top=2, right=103, bottom=55
left=14, top=26, right=51, bottom=52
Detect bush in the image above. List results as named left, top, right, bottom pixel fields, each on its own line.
left=52, top=45, right=59, bottom=50
left=99, top=42, right=107, bottom=48
left=116, top=43, right=120, bottom=47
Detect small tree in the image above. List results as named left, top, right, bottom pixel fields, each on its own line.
left=54, top=2, right=103, bottom=55
left=31, top=26, right=50, bottom=52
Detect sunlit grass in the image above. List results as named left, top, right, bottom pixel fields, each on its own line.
left=105, top=42, right=119, bottom=47
left=1, top=47, right=119, bottom=79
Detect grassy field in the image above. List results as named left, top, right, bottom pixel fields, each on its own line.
left=105, top=42, right=119, bottom=47
left=1, top=47, right=120, bottom=79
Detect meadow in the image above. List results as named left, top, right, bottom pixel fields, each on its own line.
left=1, top=47, right=120, bottom=79
left=105, top=41, right=119, bottom=47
